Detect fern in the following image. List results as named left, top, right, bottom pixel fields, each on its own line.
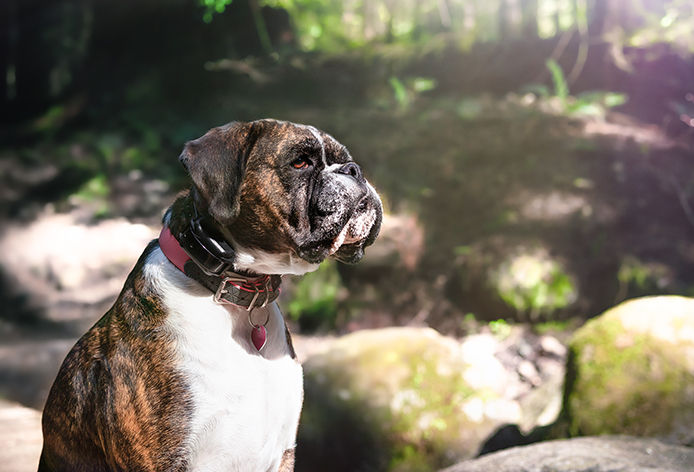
left=546, top=59, right=569, bottom=105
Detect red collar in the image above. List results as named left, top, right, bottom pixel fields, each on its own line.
left=158, top=226, right=282, bottom=309
left=159, top=226, right=190, bottom=274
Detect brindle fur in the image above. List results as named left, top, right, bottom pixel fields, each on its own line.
left=39, top=242, right=193, bottom=472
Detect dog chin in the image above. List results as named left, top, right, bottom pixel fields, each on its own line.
left=325, top=223, right=366, bottom=263
left=331, top=243, right=366, bottom=264
left=328, top=210, right=381, bottom=264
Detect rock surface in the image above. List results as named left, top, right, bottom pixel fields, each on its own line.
left=296, top=327, right=566, bottom=472
left=440, top=436, right=694, bottom=472
left=0, top=400, right=42, bottom=472
left=565, top=295, right=694, bottom=445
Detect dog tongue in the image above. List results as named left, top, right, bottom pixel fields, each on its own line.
left=251, top=325, right=267, bottom=351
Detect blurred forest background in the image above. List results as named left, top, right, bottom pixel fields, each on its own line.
left=1, top=0, right=694, bottom=471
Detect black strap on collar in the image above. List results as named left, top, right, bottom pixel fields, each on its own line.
left=177, top=209, right=236, bottom=277
left=170, top=204, right=282, bottom=309
left=184, top=262, right=282, bottom=308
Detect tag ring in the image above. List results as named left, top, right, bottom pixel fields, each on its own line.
left=248, top=308, right=271, bottom=328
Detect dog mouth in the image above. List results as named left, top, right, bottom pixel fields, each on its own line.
left=297, top=177, right=383, bottom=265
left=296, top=199, right=381, bottom=264
left=328, top=205, right=377, bottom=255
left=326, top=200, right=381, bottom=263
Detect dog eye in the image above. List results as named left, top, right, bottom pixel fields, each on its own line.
left=292, top=156, right=311, bottom=169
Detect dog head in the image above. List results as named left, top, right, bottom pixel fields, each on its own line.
left=179, top=119, right=382, bottom=275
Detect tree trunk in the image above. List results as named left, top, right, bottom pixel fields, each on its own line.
left=521, top=0, right=538, bottom=38
left=248, top=0, right=274, bottom=55
left=499, top=0, right=511, bottom=39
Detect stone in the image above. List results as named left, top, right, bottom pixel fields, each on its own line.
left=440, top=436, right=694, bottom=472
left=296, top=327, right=564, bottom=472
left=565, top=295, right=694, bottom=445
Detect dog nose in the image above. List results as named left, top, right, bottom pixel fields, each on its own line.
left=337, top=162, right=363, bottom=181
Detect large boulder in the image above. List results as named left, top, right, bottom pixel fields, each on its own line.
left=564, top=295, right=694, bottom=445
left=296, top=327, right=564, bottom=472
left=440, top=436, right=694, bottom=472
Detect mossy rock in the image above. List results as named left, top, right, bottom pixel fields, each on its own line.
left=565, top=296, right=694, bottom=445
left=296, top=328, right=519, bottom=472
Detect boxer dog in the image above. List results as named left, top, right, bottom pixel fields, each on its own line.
left=39, top=119, right=382, bottom=472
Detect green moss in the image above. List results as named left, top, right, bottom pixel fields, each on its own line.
left=534, top=319, right=572, bottom=335
left=488, top=319, right=512, bottom=339
left=304, top=329, right=484, bottom=471
left=567, top=316, right=693, bottom=437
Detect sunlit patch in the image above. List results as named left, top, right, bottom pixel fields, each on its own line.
left=582, top=120, right=676, bottom=150
left=518, top=191, right=589, bottom=221
left=492, top=246, right=577, bottom=316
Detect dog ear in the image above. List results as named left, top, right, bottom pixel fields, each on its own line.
left=179, top=121, right=263, bottom=226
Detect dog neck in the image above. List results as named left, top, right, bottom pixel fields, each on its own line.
left=161, top=193, right=282, bottom=310
left=165, top=191, right=321, bottom=276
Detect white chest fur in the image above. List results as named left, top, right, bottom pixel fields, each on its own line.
left=144, top=248, right=304, bottom=472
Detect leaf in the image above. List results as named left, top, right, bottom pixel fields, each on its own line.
left=389, top=76, right=410, bottom=110
left=546, top=59, right=569, bottom=104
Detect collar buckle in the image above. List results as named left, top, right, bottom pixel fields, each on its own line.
left=214, top=275, right=277, bottom=310
left=214, top=276, right=247, bottom=306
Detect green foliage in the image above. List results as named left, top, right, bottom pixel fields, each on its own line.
left=488, top=319, right=512, bottom=339
left=196, top=0, right=673, bottom=54
left=494, top=251, right=577, bottom=319
left=628, top=0, right=694, bottom=52
left=389, top=76, right=409, bottom=110
left=534, top=319, right=572, bottom=334
left=616, top=256, right=670, bottom=299
left=456, top=98, right=483, bottom=121
left=389, top=76, right=437, bottom=111
left=72, top=174, right=109, bottom=201
left=412, top=77, right=436, bottom=93
left=453, top=245, right=472, bottom=256
left=33, top=105, right=67, bottom=134
left=546, top=59, right=569, bottom=106
left=200, top=0, right=233, bottom=23
left=524, top=62, right=628, bottom=118
left=567, top=91, right=628, bottom=116
left=70, top=174, right=111, bottom=218
left=288, top=261, right=342, bottom=331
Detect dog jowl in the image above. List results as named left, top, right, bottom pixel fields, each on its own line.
left=39, top=119, right=382, bottom=472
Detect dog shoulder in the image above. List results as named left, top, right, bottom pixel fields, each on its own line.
left=41, top=242, right=194, bottom=471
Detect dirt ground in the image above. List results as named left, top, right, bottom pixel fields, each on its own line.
left=0, top=400, right=42, bottom=472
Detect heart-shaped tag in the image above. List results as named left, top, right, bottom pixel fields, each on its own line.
left=251, top=324, right=267, bottom=351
